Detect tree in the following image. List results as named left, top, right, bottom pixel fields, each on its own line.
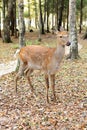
left=2, top=0, right=13, bottom=43
left=16, top=0, right=25, bottom=71
left=27, top=0, right=31, bottom=31
left=58, top=0, right=65, bottom=31
left=0, top=12, right=1, bottom=37
left=46, top=0, right=50, bottom=32
left=69, top=0, right=79, bottom=59
left=18, top=0, right=25, bottom=48
left=39, top=0, right=45, bottom=34
left=10, top=0, right=16, bottom=36
left=79, top=0, right=83, bottom=33
left=34, top=0, right=38, bottom=29
left=52, top=0, right=55, bottom=28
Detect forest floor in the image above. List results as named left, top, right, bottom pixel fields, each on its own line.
left=0, top=32, right=87, bottom=130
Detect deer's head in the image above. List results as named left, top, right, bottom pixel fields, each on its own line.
left=56, top=31, right=71, bottom=47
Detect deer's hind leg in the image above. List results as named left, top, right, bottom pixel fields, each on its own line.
left=25, top=68, right=34, bottom=92
left=15, top=63, right=27, bottom=93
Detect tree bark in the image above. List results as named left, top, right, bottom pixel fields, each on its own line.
left=39, top=0, right=45, bottom=34
left=69, top=0, right=79, bottom=59
left=18, top=0, right=25, bottom=48
left=3, top=0, right=13, bottom=43
left=0, top=12, right=1, bottom=37
left=47, top=0, right=50, bottom=33
left=79, top=0, right=83, bottom=33
left=58, top=0, right=64, bottom=31
left=56, top=0, right=59, bottom=30
left=52, top=0, right=55, bottom=28
left=34, top=0, right=38, bottom=29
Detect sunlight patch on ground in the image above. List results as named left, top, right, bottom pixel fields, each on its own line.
left=0, top=60, right=17, bottom=77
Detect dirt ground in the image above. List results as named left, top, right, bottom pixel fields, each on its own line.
left=0, top=32, right=87, bottom=130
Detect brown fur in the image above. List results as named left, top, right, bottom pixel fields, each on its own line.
left=15, top=31, right=70, bottom=103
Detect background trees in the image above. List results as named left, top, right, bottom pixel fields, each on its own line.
left=0, top=0, right=87, bottom=44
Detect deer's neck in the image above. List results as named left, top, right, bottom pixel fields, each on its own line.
left=47, top=44, right=65, bottom=74
left=54, top=44, right=65, bottom=61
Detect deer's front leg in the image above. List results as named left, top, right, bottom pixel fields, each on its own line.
left=50, top=74, right=56, bottom=102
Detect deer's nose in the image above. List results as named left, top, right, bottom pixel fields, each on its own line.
left=66, top=41, right=71, bottom=46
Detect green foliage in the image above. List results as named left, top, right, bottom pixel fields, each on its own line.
left=76, top=0, right=87, bottom=11
left=23, top=0, right=87, bottom=25
left=11, top=44, right=19, bottom=49
left=25, top=40, right=40, bottom=46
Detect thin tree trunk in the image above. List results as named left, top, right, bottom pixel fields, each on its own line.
left=79, top=0, right=83, bottom=33
left=10, top=7, right=14, bottom=36
left=39, top=0, right=45, bottom=34
left=66, top=0, right=69, bottom=31
left=58, top=0, right=64, bottom=31
left=44, top=0, right=46, bottom=24
left=47, top=0, right=50, bottom=33
left=18, top=0, right=25, bottom=48
left=34, top=0, right=38, bottom=29
left=16, top=0, right=25, bottom=71
left=52, top=0, right=55, bottom=28
left=69, top=0, right=79, bottom=59
left=0, top=12, right=1, bottom=37
left=3, top=0, right=13, bottom=43
left=28, top=0, right=31, bottom=31
left=56, top=0, right=59, bottom=30
left=2, top=0, right=5, bottom=30
left=14, top=0, right=17, bottom=38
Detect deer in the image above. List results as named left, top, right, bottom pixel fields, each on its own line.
left=15, top=31, right=71, bottom=103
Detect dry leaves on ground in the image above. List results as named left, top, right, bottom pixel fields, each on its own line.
left=0, top=33, right=87, bottom=130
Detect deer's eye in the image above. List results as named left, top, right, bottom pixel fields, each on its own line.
left=60, top=36, right=62, bottom=38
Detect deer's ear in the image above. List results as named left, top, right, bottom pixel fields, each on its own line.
left=57, top=30, right=62, bottom=37
left=54, top=30, right=59, bottom=35
left=60, top=26, right=64, bottom=31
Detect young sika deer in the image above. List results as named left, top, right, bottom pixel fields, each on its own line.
left=15, top=31, right=71, bottom=103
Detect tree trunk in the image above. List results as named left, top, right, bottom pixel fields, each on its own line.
left=52, top=0, right=55, bottom=28
left=10, top=0, right=16, bottom=36
left=28, top=0, right=31, bottom=31
left=56, top=0, right=59, bottom=30
left=0, top=12, right=1, bottom=37
left=39, top=0, right=45, bottom=34
left=18, top=0, right=25, bottom=48
left=14, top=0, right=18, bottom=38
left=66, top=0, right=69, bottom=31
left=10, top=7, right=14, bottom=36
left=34, top=0, right=38, bottom=29
left=47, top=0, right=50, bottom=33
left=79, top=0, right=83, bottom=33
left=44, top=0, right=46, bottom=24
left=58, top=0, right=64, bottom=31
left=3, top=0, right=13, bottom=43
left=69, top=0, right=79, bottom=59
left=16, top=0, right=25, bottom=71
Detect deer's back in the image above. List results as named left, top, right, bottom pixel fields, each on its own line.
left=19, top=45, right=55, bottom=71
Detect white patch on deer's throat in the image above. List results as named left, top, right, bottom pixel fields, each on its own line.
left=28, top=62, right=42, bottom=70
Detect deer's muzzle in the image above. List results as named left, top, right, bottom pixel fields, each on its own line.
left=66, top=41, right=71, bottom=46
